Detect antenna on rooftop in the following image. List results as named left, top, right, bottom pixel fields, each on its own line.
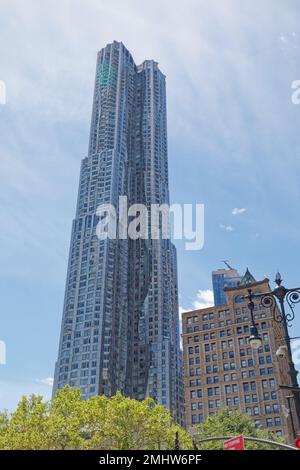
left=221, top=260, right=234, bottom=270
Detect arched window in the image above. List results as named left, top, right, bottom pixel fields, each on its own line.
left=234, top=295, right=244, bottom=303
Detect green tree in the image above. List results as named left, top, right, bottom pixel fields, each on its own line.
left=45, top=386, right=87, bottom=449
left=94, top=393, right=193, bottom=450
left=0, top=395, right=48, bottom=450
left=0, top=386, right=193, bottom=450
left=0, top=410, right=10, bottom=449
left=195, top=408, right=286, bottom=450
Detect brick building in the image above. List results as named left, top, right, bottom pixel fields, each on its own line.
left=182, top=269, right=298, bottom=440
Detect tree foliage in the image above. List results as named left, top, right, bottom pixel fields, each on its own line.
left=0, top=386, right=193, bottom=450
left=196, top=407, right=286, bottom=450
left=1, top=390, right=289, bottom=450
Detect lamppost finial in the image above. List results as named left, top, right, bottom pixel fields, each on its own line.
left=275, top=272, right=282, bottom=287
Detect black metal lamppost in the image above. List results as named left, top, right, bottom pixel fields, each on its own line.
left=245, top=273, right=300, bottom=435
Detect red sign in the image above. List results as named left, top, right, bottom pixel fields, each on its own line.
left=295, top=438, right=300, bottom=449
left=223, top=435, right=245, bottom=450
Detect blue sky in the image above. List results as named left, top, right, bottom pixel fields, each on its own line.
left=1, top=0, right=300, bottom=411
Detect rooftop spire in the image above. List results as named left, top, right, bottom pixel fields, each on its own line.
left=239, top=268, right=256, bottom=286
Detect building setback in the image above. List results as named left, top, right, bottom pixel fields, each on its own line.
left=182, top=270, right=297, bottom=440
left=53, top=41, right=184, bottom=425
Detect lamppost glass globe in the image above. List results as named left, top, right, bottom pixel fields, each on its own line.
left=250, top=337, right=262, bottom=350
left=249, top=325, right=262, bottom=350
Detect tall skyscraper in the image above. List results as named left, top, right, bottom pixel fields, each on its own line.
left=182, top=269, right=297, bottom=440
left=212, top=264, right=241, bottom=306
left=53, top=41, right=184, bottom=424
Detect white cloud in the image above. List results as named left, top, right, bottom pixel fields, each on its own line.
left=36, top=377, right=54, bottom=386
left=280, top=34, right=287, bottom=44
left=232, top=207, right=247, bottom=215
left=192, top=289, right=214, bottom=310
left=279, top=31, right=299, bottom=50
left=179, top=289, right=214, bottom=316
left=220, top=224, right=234, bottom=232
